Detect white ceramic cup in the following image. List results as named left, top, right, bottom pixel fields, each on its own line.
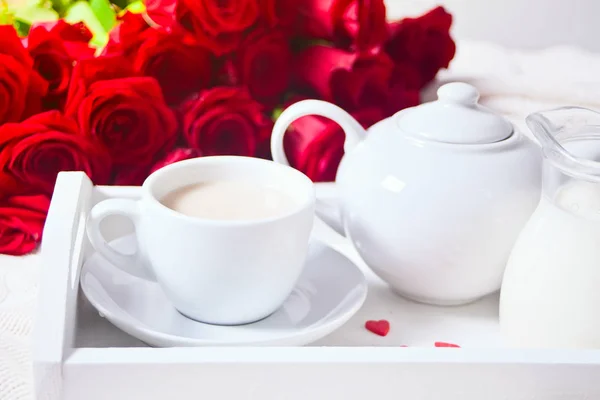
left=86, top=156, right=316, bottom=325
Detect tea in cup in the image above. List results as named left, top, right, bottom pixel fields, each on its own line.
left=160, top=181, right=299, bottom=221
left=86, top=156, right=315, bottom=325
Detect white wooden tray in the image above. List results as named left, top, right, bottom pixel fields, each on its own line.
left=33, top=172, right=600, bottom=400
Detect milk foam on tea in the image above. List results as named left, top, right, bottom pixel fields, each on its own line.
left=160, top=181, right=298, bottom=221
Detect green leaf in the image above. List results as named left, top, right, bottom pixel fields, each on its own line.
left=64, top=1, right=108, bottom=47
left=13, top=3, right=58, bottom=24
left=14, top=19, right=31, bottom=36
left=0, top=4, right=13, bottom=25
left=110, top=0, right=129, bottom=11
left=89, top=0, right=115, bottom=32
left=124, top=0, right=145, bottom=14
left=271, top=107, right=284, bottom=121
left=1, top=0, right=33, bottom=36
left=50, top=0, right=72, bottom=17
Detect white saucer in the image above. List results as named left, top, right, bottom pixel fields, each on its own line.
left=80, top=234, right=367, bottom=347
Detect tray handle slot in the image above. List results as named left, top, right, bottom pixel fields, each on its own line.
left=33, top=172, right=94, bottom=400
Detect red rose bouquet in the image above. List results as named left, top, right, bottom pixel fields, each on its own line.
left=0, top=0, right=455, bottom=255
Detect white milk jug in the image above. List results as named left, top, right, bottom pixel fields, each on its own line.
left=501, top=107, right=600, bottom=348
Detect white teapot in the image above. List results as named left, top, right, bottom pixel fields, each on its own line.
left=271, top=82, right=542, bottom=305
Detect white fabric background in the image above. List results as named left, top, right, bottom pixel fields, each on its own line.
left=2, top=38, right=600, bottom=399
left=385, top=0, right=600, bottom=52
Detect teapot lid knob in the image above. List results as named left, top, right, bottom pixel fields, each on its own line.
left=437, top=82, right=480, bottom=106
left=396, top=82, right=513, bottom=145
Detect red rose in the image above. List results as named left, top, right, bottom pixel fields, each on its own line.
left=146, top=0, right=260, bottom=55
left=296, top=0, right=387, bottom=51
left=296, top=45, right=392, bottom=110
left=105, top=12, right=213, bottom=105
left=384, top=6, right=456, bottom=89
left=65, top=63, right=178, bottom=168
left=151, top=148, right=202, bottom=173
left=113, top=148, right=202, bottom=186
left=260, top=0, right=279, bottom=27
left=224, top=28, right=291, bottom=106
left=0, top=111, right=110, bottom=195
left=295, top=45, right=418, bottom=116
left=112, top=167, right=149, bottom=186
left=65, top=55, right=135, bottom=111
left=0, top=194, right=50, bottom=255
left=26, top=21, right=94, bottom=59
left=104, top=11, right=150, bottom=54
left=68, top=77, right=178, bottom=166
left=25, top=21, right=94, bottom=110
left=182, top=87, right=272, bottom=157
left=0, top=26, right=48, bottom=124
left=384, top=83, right=421, bottom=117
left=284, top=106, right=384, bottom=182
left=258, top=0, right=300, bottom=31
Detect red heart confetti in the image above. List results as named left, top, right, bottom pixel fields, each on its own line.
left=365, top=319, right=390, bottom=336
left=434, top=342, right=460, bottom=348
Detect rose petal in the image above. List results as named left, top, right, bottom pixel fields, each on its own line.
left=181, top=87, right=270, bottom=157
left=0, top=56, right=29, bottom=124
left=70, top=77, right=177, bottom=167
left=384, top=6, right=456, bottom=89
left=295, top=45, right=357, bottom=101
left=150, top=148, right=202, bottom=173
left=0, top=193, right=50, bottom=255
left=0, top=112, right=111, bottom=192
left=132, top=27, right=213, bottom=105
left=233, top=28, right=291, bottom=106
left=64, top=55, right=135, bottom=114
left=284, top=106, right=383, bottom=182
left=434, top=342, right=461, bottom=348
left=0, top=26, right=33, bottom=67
left=168, top=0, right=260, bottom=55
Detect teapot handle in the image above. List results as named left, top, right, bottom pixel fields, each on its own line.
left=270, top=100, right=367, bottom=237
left=270, top=100, right=366, bottom=166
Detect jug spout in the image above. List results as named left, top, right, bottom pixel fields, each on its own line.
left=527, top=107, right=600, bottom=151
left=527, top=106, right=600, bottom=180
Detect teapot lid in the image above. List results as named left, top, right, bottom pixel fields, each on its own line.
left=397, top=82, right=513, bottom=144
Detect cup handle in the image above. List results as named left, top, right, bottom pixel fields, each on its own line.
left=86, top=198, right=156, bottom=281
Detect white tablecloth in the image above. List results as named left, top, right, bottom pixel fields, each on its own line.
left=2, top=39, right=600, bottom=399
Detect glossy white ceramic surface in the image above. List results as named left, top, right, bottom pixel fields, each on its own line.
left=271, top=82, right=542, bottom=305
left=397, top=82, right=513, bottom=144
left=336, top=120, right=541, bottom=305
left=80, top=234, right=367, bottom=347
left=86, top=156, right=316, bottom=325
